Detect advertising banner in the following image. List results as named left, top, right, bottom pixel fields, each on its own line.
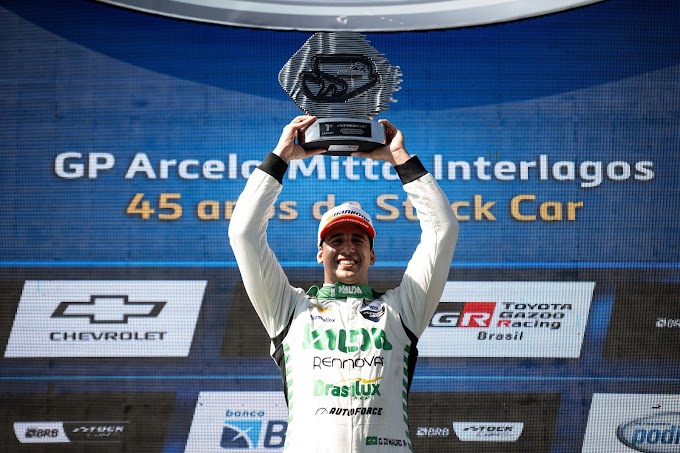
left=0, top=0, right=679, bottom=451
left=418, top=281, right=594, bottom=358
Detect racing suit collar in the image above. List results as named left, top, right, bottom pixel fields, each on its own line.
left=307, top=282, right=374, bottom=300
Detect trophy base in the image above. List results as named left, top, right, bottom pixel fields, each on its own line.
left=300, top=118, right=386, bottom=156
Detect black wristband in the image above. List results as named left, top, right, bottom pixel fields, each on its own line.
left=258, top=153, right=288, bottom=184
left=394, top=155, right=428, bottom=184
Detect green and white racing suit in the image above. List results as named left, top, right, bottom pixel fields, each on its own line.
left=229, top=153, right=458, bottom=452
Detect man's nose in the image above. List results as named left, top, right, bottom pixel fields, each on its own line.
left=338, top=238, right=355, bottom=252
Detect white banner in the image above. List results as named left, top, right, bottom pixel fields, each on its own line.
left=583, top=393, right=680, bottom=452
left=4, top=280, right=206, bottom=357
left=418, top=281, right=594, bottom=358
left=186, top=391, right=288, bottom=452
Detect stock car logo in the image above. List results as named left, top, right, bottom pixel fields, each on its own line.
left=302, top=55, right=379, bottom=103
left=14, top=421, right=128, bottom=444
left=52, top=296, right=165, bottom=323
left=452, top=422, right=524, bottom=442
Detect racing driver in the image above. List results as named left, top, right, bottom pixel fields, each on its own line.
left=229, top=115, right=458, bottom=452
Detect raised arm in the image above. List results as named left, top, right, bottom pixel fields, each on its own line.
left=228, top=116, right=324, bottom=337
left=356, top=120, right=459, bottom=337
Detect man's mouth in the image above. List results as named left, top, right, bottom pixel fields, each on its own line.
left=338, top=259, right=356, bottom=266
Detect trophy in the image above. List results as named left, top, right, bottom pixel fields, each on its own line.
left=279, top=32, right=402, bottom=155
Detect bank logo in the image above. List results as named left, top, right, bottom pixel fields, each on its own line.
left=4, top=280, right=206, bottom=357
left=14, top=421, right=127, bottom=444
left=617, top=412, right=680, bottom=451
left=186, top=392, right=288, bottom=452
left=221, top=420, right=262, bottom=449
left=583, top=393, right=680, bottom=452
left=605, top=283, right=680, bottom=359
left=419, top=281, right=594, bottom=358
left=52, top=296, right=165, bottom=323
left=302, top=55, right=378, bottom=103
left=452, top=422, right=524, bottom=442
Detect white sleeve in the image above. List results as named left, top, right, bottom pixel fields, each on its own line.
left=392, top=173, right=459, bottom=337
left=228, top=168, right=301, bottom=338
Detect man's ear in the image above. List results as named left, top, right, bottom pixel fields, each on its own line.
left=370, top=249, right=376, bottom=265
left=317, top=246, right=323, bottom=264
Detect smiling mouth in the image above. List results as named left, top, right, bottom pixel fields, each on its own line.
left=338, top=259, right=356, bottom=266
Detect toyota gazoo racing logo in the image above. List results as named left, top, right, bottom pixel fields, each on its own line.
left=221, top=409, right=287, bottom=450
left=452, top=422, right=524, bottom=442
left=302, top=55, right=379, bottom=103
left=52, top=295, right=165, bottom=323
left=616, top=412, right=680, bottom=451
left=429, top=301, right=571, bottom=341
left=14, top=421, right=127, bottom=444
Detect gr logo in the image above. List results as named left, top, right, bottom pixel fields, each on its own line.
left=429, top=302, right=496, bottom=328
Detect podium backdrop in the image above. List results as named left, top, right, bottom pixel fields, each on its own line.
left=1, top=0, right=678, bottom=451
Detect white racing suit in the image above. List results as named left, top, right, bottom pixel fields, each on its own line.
left=229, top=153, right=458, bottom=452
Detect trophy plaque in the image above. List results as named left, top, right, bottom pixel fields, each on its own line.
left=279, top=32, right=401, bottom=155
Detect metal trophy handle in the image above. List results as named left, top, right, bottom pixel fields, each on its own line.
left=279, top=32, right=401, bottom=156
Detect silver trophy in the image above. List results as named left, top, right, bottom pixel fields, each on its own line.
left=279, top=32, right=401, bottom=155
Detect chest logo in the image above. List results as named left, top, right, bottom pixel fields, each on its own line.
left=303, top=325, right=392, bottom=352
left=358, top=301, right=386, bottom=322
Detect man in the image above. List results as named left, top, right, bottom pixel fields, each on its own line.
left=229, top=115, right=458, bottom=452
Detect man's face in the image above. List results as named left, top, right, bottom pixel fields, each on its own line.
left=317, top=224, right=375, bottom=285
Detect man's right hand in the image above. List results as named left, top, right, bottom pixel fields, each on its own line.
left=273, top=116, right=325, bottom=163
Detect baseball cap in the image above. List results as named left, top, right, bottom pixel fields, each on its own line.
left=318, top=203, right=376, bottom=246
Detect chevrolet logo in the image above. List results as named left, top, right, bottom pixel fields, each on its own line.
left=51, top=295, right=165, bottom=324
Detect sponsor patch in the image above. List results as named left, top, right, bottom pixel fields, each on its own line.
left=358, top=300, right=386, bottom=322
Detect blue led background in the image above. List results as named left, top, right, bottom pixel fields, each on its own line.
left=0, top=0, right=679, bottom=451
